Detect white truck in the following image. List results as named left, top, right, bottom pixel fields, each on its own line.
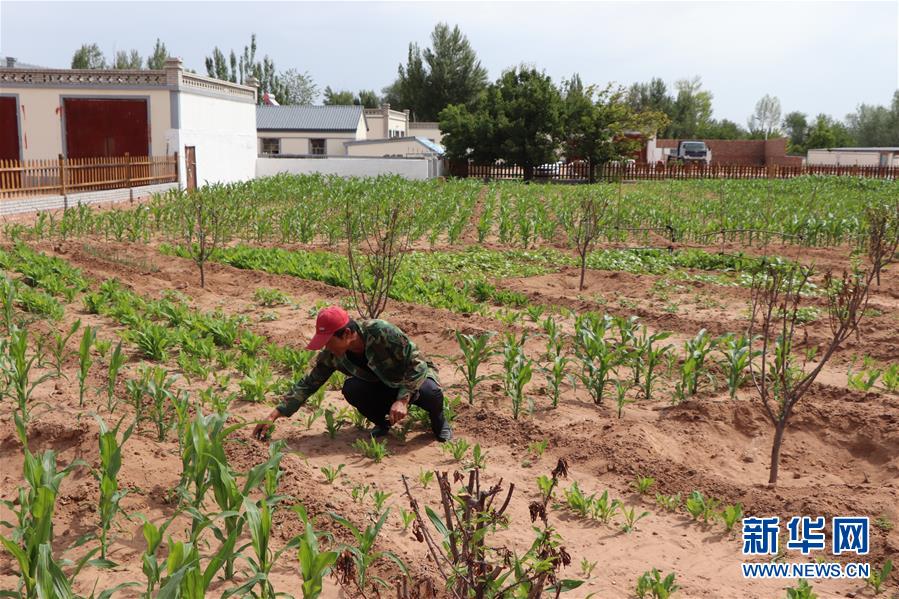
left=666, top=140, right=712, bottom=165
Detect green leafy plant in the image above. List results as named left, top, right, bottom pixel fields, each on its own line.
left=654, top=492, right=682, bottom=512
left=502, top=333, right=534, bottom=419
left=105, top=341, right=126, bottom=412
left=620, top=505, right=650, bottom=534
left=2, top=326, right=54, bottom=434
left=865, top=559, right=892, bottom=595
left=320, top=463, right=345, bottom=485
left=329, top=509, right=407, bottom=595
left=635, top=327, right=673, bottom=401
left=253, top=287, right=290, bottom=307
left=77, top=325, right=96, bottom=407
left=717, top=333, right=757, bottom=399
left=614, top=379, right=635, bottom=418
left=574, top=312, right=621, bottom=405
left=443, top=438, right=471, bottom=462
left=469, top=443, right=488, bottom=470
left=293, top=505, right=337, bottom=599
left=324, top=408, right=345, bottom=439
left=580, top=558, right=597, bottom=579
left=786, top=578, right=817, bottom=599
left=93, top=415, right=134, bottom=560
left=684, top=490, right=720, bottom=524
left=47, top=319, right=80, bottom=378
left=239, top=363, right=274, bottom=403
left=675, top=329, right=715, bottom=401
left=130, top=321, right=172, bottom=362
left=721, top=503, right=744, bottom=533
left=636, top=568, right=679, bottom=599
left=417, top=469, right=435, bottom=489
left=399, top=508, right=415, bottom=533
left=353, top=437, right=389, bottom=463
left=632, top=475, right=655, bottom=495
left=454, top=330, right=495, bottom=405
left=847, top=356, right=882, bottom=392
left=372, top=490, right=392, bottom=514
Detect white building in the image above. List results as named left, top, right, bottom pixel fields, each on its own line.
left=0, top=57, right=257, bottom=189
left=807, top=147, right=899, bottom=167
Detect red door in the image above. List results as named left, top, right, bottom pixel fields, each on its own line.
left=63, top=98, right=149, bottom=158
left=0, top=96, right=19, bottom=161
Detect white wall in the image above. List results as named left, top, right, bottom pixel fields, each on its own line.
left=806, top=149, right=881, bottom=166
left=408, top=122, right=443, bottom=144
left=256, top=156, right=438, bottom=180
left=171, top=91, right=256, bottom=186
left=346, top=139, right=437, bottom=157
left=258, top=131, right=358, bottom=156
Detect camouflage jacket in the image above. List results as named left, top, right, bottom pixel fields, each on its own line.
left=276, top=319, right=439, bottom=417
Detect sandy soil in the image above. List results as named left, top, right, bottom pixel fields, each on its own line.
left=1, top=237, right=897, bottom=598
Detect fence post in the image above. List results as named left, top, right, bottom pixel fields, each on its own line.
left=58, top=153, right=68, bottom=210
left=174, top=151, right=180, bottom=186
left=125, top=153, right=133, bottom=203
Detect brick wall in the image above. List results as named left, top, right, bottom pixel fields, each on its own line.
left=656, top=138, right=800, bottom=166
left=1, top=182, right=178, bottom=216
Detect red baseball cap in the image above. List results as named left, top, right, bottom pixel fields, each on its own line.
left=306, top=305, right=350, bottom=350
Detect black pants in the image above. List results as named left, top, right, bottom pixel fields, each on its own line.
left=342, top=376, right=444, bottom=432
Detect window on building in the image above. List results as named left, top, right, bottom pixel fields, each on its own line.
left=310, top=139, right=326, bottom=155
left=260, top=138, right=280, bottom=155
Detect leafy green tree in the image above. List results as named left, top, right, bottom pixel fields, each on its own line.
left=385, top=22, right=487, bottom=121
left=146, top=38, right=168, bottom=70
left=205, top=47, right=234, bottom=81
left=698, top=118, right=747, bottom=140
left=564, top=78, right=668, bottom=181
left=782, top=111, right=809, bottom=154
left=323, top=87, right=356, bottom=105
left=806, top=114, right=854, bottom=149
left=356, top=89, right=381, bottom=109
left=279, top=69, right=318, bottom=104
left=747, top=94, right=782, bottom=139
left=440, top=66, right=562, bottom=180
left=113, top=49, right=142, bottom=70
left=626, top=78, right=673, bottom=117
left=668, top=76, right=713, bottom=138
left=847, top=91, right=899, bottom=147
left=71, top=43, right=106, bottom=69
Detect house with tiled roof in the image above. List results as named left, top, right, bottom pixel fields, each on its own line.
left=256, top=105, right=368, bottom=156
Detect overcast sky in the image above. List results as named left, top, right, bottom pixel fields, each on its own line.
left=2, top=1, right=896, bottom=124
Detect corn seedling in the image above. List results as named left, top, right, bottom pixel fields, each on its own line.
left=877, top=362, right=899, bottom=393
left=468, top=443, right=488, bottom=470
left=330, top=508, right=408, bottom=595
left=620, top=505, right=650, bottom=534
left=865, top=559, right=892, bottom=595
left=635, top=327, right=673, bottom=401
left=592, top=489, right=621, bottom=524
left=675, top=329, right=715, bottom=402
left=417, top=469, right=435, bottom=489
left=94, top=338, right=112, bottom=359
left=320, top=463, right=344, bottom=484
left=542, top=332, right=573, bottom=408
left=239, top=363, right=274, bottom=403
left=324, top=409, right=345, bottom=439
left=562, top=481, right=595, bottom=519
left=399, top=508, right=415, bottom=532
left=527, top=439, right=549, bottom=461
left=874, top=516, right=893, bottom=532
left=351, top=483, right=370, bottom=504
left=847, top=356, right=882, bottom=392
left=136, top=513, right=177, bottom=598
left=721, top=503, right=743, bottom=533
left=580, top=558, right=598, bottom=578
left=303, top=408, right=323, bottom=430
left=353, top=437, right=389, bottom=463
left=238, top=331, right=267, bottom=357
left=655, top=492, right=682, bottom=512
left=372, top=490, right=393, bottom=513
left=635, top=568, right=679, bottom=599
left=141, top=366, right=177, bottom=442
left=3, top=326, right=54, bottom=436
left=717, top=333, right=757, bottom=400
left=614, top=379, right=635, bottom=418
left=443, top=438, right=470, bottom=462
left=253, top=287, right=290, bottom=307
left=0, top=444, right=87, bottom=599
left=93, top=415, right=134, bottom=560
left=1, top=275, right=16, bottom=331
left=454, top=330, right=495, bottom=405
left=574, top=312, right=621, bottom=405
left=786, top=578, right=817, bottom=599
left=77, top=325, right=96, bottom=407
left=48, top=319, right=80, bottom=377
left=632, top=475, right=656, bottom=495
left=104, top=341, right=126, bottom=412
left=684, top=490, right=720, bottom=524
left=130, top=321, right=172, bottom=362
left=293, top=505, right=337, bottom=599
left=348, top=407, right=368, bottom=429
left=502, top=334, right=533, bottom=419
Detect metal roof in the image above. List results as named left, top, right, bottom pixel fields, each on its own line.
left=344, top=136, right=445, bottom=155
left=256, top=105, right=364, bottom=132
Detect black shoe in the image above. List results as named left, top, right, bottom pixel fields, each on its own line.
left=370, top=423, right=390, bottom=438
left=432, top=415, right=453, bottom=443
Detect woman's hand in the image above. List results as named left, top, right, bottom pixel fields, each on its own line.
left=253, top=408, right=282, bottom=440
